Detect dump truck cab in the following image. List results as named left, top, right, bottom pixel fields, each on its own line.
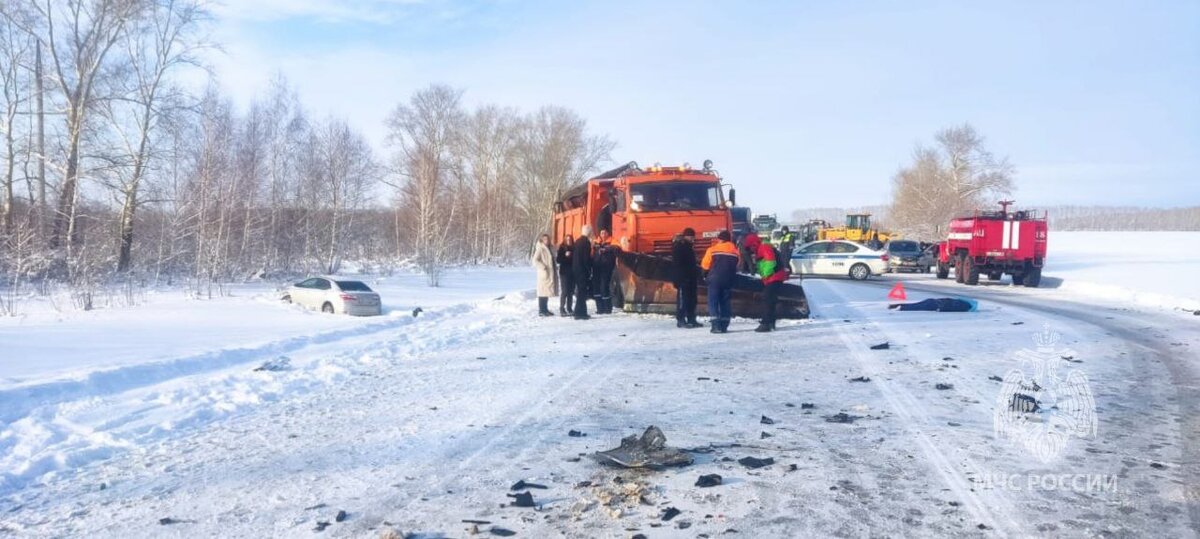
left=553, top=162, right=733, bottom=259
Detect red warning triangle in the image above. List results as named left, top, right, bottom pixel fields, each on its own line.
left=888, top=282, right=907, bottom=301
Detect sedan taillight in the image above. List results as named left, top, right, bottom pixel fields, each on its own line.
left=881, top=254, right=889, bottom=262
left=340, top=294, right=356, bottom=301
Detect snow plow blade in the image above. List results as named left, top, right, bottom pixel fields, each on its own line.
left=614, top=251, right=809, bottom=319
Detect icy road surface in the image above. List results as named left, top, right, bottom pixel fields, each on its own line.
left=2, top=273, right=1198, bottom=537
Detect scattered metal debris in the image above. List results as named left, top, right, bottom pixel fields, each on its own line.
left=568, top=429, right=587, bottom=437
left=870, top=342, right=889, bottom=350
left=661, top=507, right=682, bottom=521
left=760, top=415, right=775, bottom=425
left=849, top=376, right=871, bottom=383
left=825, top=413, right=863, bottom=424
left=510, top=480, right=547, bottom=490
left=695, top=474, right=722, bottom=487
left=592, top=426, right=693, bottom=469
left=737, top=456, right=774, bottom=469
left=507, top=492, right=536, bottom=508
left=935, top=383, right=954, bottom=390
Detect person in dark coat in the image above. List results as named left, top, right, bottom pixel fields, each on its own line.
left=671, top=228, right=702, bottom=328
left=700, top=230, right=740, bottom=333
left=572, top=225, right=594, bottom=320
left=557, top=235, right=575, bottom=316
left=592, top=229, right=617, bottom=314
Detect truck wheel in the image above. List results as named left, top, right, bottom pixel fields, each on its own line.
left=987, top=271, right=1002, bottom=281
left=1011, top=272, right=1025, bottom=286
left=954, top=255, right=966, bottom=283
left=936, top=261, right=949, bottom=279
left=964, top=258, right=980, bottom=286
left=849, top=263, right=871, bottom=281
left=1024, top=267, right=1042, bottom=288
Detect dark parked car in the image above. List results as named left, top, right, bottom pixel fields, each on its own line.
left=884, top=240, right=929, bottom=273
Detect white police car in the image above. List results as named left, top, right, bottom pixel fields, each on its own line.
left=789, top=240, right=890, bottom=280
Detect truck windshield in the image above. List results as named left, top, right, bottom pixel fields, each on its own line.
left=630, top=182, right=721, bottom=211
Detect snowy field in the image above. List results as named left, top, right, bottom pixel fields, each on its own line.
left=1044, top=231, right=1200, bottom=312
left=0, top=235, right=1198, bottom=537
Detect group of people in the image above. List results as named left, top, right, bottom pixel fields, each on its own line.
left=675, top=228, right=789, bottom=333
left=530, top=225, right=618, bottom=320
left=531, top=226, right=790, bottom=332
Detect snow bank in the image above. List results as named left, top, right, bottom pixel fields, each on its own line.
left=1045, top=231, right=1200, bottom=312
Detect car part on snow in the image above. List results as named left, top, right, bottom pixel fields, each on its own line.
left=825, top=413, right=863, bottom=424
left=661, top=507, right=682, bottom=521
left=507, top=491, right=536, bottom=507
left=760, top=415, right=775, bottom=425
left=936, top=383, right=954, bottom=390
left=334, top=510, right=347, bottom=522
left=737, top=456, right=775, bottom=469
left=849, top=376, right=871, bottom=382
left=695, top=474, right=723, bottom=487
left=489, top=527, right=517, bottom=537
left=253, top=356, right=292, bottom=372
left=869, top=342, right=889, bottom=350
left=591, top=426, right=694, bottom=469
left=568, top=429, right=587, bottom=437
left=412, top=307, right=423, bottom=317
left=510, top=480, right=548, bottom=490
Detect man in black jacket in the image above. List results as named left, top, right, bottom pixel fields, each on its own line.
left=572, top=225, right=594, bottom=320
left=671, top=228, right=702, bottom=328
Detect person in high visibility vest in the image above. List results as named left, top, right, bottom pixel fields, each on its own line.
left=700, top=230, right=740, bottom=333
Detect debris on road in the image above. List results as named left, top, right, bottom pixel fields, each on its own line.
left=489, top=527, right=517, bottom=537
left=849, top=376, right=871, bottom=383
left=695, top=474, right=722, bottom=487
left=661, top=507, right=682, bottom=521
left=253, top=356, right=292, bottom=372
left=988, top=375, right=1004, bottom=382
left=592, top=426, right=693, bottom=469
left=825, top=413, right=863, bottom=424
left=801, top=403, right=816, bottom=409
left=510, top=480, right=547, bottom=490
left=1009, top=393, right=1039, bottom=413
left=935, top=383, right=954, bottom=390
left=737, top=456, right=775, bottom=469
left=870, top=342, right=890, bottom=350
left=568, top=429, right=587, bottom=437
left=412, top=307, right=423, bottom=317
left=334, top=509, right=348, bottom=522
left=507, top=492, right=536, bottom=508
left=760, top=415, right=775, bottom=425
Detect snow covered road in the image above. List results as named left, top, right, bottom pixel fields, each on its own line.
left=2, top=272, right=1198, bottom=537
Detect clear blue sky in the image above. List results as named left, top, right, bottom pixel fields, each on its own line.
left=210, top=0, right=1200, bottom=215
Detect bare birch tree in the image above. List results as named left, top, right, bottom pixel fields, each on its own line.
left=890, top=123, right=1014, bottom=239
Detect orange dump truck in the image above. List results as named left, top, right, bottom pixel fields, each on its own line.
left=552, top=161, right=809, bottom=319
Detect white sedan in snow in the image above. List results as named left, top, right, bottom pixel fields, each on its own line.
left=789, top=240, right=890, bottom=280
left=284, top=277, right=382, bottom=316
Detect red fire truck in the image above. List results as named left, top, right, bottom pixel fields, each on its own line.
left=936, top=201, right=1048, bottom=287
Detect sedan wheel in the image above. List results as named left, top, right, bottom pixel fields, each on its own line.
left=849, top=263, right=870, bottom=281
left=321, top=302, right=335, bottom=314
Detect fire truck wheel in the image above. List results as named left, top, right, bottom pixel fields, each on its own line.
left=1023, top=268, right=1042, bottom=288
left=987, top=271, right=1003, bottom=281
left=1011, top=272, right=1026, bottom=286
left=849, top=263, right=871, bottom=281
left=963, top=258, right=980, bottom=286
left=936, top=262, right=950, bottom=279
left=954, top=255, right=966, bottom=283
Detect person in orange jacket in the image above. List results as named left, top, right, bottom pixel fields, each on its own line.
left=742, top=232, right=790, bottom=332
left=700, top=230, right=740, bottom=333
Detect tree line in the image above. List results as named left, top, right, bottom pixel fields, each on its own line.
left=0, top=1, right=613, bottom=313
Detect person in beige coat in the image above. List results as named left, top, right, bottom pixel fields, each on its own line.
left=532, top=234, right=557, bottom=316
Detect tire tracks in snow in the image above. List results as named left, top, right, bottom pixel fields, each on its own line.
left=813, top=281, right=1028, bottom=536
